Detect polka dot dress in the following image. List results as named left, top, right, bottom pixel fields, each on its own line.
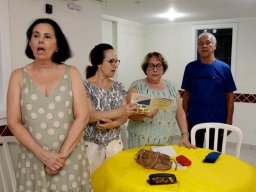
left=18, top=66, right=92, bottom=192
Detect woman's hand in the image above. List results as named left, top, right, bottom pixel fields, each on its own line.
left=45, top=165, right=61, bottom=176
left=42, top=150, right=65, bottom=173
left=128, top=109, right=159, bottom=121
left=121, top=103, right=140, bottom=116
left=179, top=135, right=196, bottom=149
left=96, top=118, right=114, bottom=130
left=145, top=109, right=159, bottom=118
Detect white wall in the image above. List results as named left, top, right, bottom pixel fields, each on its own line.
left=102, top=16, right=147, bottom=89
left=146, top=19, right=256, bottom=145
left=235, top=19, right=256, bottom=94
left=0, top=0, right=102, bottom=122
left=102, top=18, right=256, bottom=145
left=2, top=0, right=256, bottom=145
left=232, top=103, right=256, bottom=145
left=0, top=0, right=12, bottom=120
left=102, top=19, right=114, bottom=46
left=109, top=18, right=256, bottom=94
left=145, top=23, right=195, bottom=86
left=8, top=0, right=102, bottom=80
left=116, top=21, right=147, bottom=89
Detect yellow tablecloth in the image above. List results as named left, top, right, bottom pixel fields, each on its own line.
left=92, top=145, right=256, bottom=192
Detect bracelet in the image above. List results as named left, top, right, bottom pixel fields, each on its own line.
left=181, top=132, right=189, bottom=136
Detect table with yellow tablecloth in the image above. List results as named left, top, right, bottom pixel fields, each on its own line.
left=92, top=145, right=256, bottom=192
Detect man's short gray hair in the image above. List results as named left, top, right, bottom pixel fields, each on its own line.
left=198, top=32, right=217, bottom=45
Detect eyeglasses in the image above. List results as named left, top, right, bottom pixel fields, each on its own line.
left=104, top=59, right=120, bottom=66
left=148, top=63, right=163, bottom=70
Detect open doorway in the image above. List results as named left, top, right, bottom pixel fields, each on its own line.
left=197, top=28, right=232, bottom=66
left=193, top=23, right=237, bottom=79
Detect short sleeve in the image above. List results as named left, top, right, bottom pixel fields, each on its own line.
left=181, top=64, right=190, bottom=90
left=165, top=80, right=178, bottom=98
left=116, top=81, right=127, bottom=98
left=128, top=79, right=145, bottom=93
left=224, top=66, right=237, bottom=93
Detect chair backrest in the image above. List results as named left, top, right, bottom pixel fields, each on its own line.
left=0, top=136, right=19, bottom=192
left=191, top=123, right=243, bottom=158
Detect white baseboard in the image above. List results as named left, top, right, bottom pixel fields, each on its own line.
left=227, top=141, right=256, bottom=151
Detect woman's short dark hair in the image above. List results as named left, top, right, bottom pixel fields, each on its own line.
left=25, top=18, right=72, bottom=63
left=86, top=43, right=114, bottom=79
left=141, top=52, right=168, bottom=75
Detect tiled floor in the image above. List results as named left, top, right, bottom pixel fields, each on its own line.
left=226, top=143, right=256, bottom=166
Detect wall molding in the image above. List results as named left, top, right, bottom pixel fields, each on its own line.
left=179, top=90, right=256, bottom=103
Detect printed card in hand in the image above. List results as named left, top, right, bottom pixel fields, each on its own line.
left=131, top=93, right=173, bottom=113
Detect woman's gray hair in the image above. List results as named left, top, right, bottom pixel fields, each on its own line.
left=198, top=32, right=217, bottom=45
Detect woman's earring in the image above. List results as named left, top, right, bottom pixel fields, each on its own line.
left=55, top=48, right=59, bottom=52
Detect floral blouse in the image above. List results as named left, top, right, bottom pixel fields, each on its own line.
left=83, top=80, right=126, bottom=145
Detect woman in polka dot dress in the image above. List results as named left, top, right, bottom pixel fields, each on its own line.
left=7, top=18, right=92, bottom=191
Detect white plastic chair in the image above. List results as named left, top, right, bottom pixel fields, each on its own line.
left=191, top=123, right=243, bottom=158
left=0, top=136, right=19, bottom=192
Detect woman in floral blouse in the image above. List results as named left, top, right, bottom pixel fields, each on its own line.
left=83, top=43, right=138, bottom=174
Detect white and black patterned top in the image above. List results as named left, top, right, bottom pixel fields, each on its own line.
left=83, top=80, right=126, bottom=145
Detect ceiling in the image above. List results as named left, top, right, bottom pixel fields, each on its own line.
left=101, top=0, right=256, bottom=25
